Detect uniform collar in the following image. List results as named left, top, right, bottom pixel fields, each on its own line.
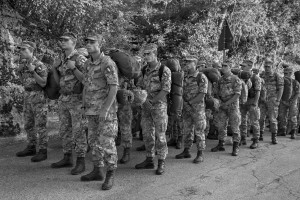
left=186, top=71, right=198, bottom=78
left=146, top=62, right=161, bottom=73
left=88, top=52, right=105, bottom=65
left=63, top=49, right=78, bottom=60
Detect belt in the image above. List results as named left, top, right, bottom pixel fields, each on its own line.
left=24, top=87, right=43, bottom=92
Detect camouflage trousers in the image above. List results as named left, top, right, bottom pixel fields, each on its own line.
left=141, top=104, right=168, bottom=159
left=24, top=92, right=48, bottom=149
left=87, top=114, right=118, bottom=170
left=117, top=104, right=133, bottom=148
left=182, top=105, right=206, bottom=150
left=205, top=109, right=213, bottom=135
left=259, top=98, right=279, bottom=133
left=58, top=97, right=87, bottom=157
left=278, top=101, right=298, bottom=133
left=240, top=99, right=260, bottom=139
left=166, top=114, right=183, bottom=139
left=214, top=101, right=241, bottom=143
left=132, top=106, right=142, bottom=134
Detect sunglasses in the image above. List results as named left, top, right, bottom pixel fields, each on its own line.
left=264, top=65, right=272, bottom=68
left=59, top=38, right=70, bottom=42
left=222, top=64, right=229, bottom=68
left=19, top=47, right=27, bottom=51
left=84, top=39, right=97, bottom=44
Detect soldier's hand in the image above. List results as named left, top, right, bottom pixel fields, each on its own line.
left=143, top=99, right=153, bottom=111
left=67, top=60, right=76, bottom=70
left=220, top=102, right=228, bottom=110
left=183, top=101, right=192, bottom=113
left=27, top=63, right=36, bottom=72
left=274, top=100, right=280, bottom=107
left=99, top=109, right=108, bottom=122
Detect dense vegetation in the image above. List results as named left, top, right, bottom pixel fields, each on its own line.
left=1, top=0, right=300, bottom=136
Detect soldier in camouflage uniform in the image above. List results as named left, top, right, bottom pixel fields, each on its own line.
left=16, top=41, right=49, bottom=162
left=117, top=78, right=135, bottom=164
left=80, top=34, right=118, bottom=190
left=239, top=60, right=261, bottom=149
left=135, top=43, right=171, bottom=175
left=278, top=66, right=300, bottom=139
left=211, top=61, right=242, bottom=156
left=51, top=32, right=88, bottom=175
left=259, top=59, right=284, bottom=144
left=175, top=55, right=207, bottom=163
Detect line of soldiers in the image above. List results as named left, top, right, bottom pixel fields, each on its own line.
left=14, top=32, right=300, bottom=191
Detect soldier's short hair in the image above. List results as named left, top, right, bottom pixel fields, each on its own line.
left=143, top=43, right=158, bottom=55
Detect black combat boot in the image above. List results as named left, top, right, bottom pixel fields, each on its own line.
left=291, top=129, right=296, bottom=139
left=156, top=159, right=165, bottom=175
left=193, top=150, right=204, bottom=164
left=136, top=144, right=146, bottom=151
left=51, top=153, right=73, bottom=168
left=250, top=138, right=259, bottom=149
left=102, top=170, right=115, bottom=190
left=211, top=140, right=225, bottom=152
left=120, top=147, right=130, bottom=164
left=232, top=141, right=239, bottom=156
left=176, top=136, right=183, bottom=149
left=31, top=149, right=47, bottom=162
left=240, top=135, right=247, bottom=146
left=175, top=148, right=191, bottom=159
left=135, top=157, right=155, bottom=169
left=81, top=166, right=104, bottom=181
left=167, top=137, right=177, bottom=147
left=71, top=157, right=85, bottom=175
left=277, top=128, right=286, bottom=136
left=271, top=133, right=278, bottom=144
left=16, top=145, right=36, bottom=157
left=115, top=131, right=121, bottom=146
left=207, top=124, right=218, bottom=140
left=259, top=131, right=264, bottom=141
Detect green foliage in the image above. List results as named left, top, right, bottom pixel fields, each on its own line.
left=1, top=0, right=300, bottom=137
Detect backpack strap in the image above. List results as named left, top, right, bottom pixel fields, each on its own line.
left=142, top=64, right=165, bottom=82
left=158, top=64, right=165, bottom=81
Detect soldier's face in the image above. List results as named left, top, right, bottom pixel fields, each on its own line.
left=183, top=60, right=196, bottom=73
left=221, top=64, right=230, bottom=74
left=143, top=51, right=156, bottom=63
left=241, top=64, right=252, bottom=72
left=59, top=38, right=75, bottom=50
left=85, top=39, right=100, bottom=54
left=284, top=71, right=292, bottom=78
left=264, top=65, right=273, bottom=73
left=19, top=47, right=32, bottom=59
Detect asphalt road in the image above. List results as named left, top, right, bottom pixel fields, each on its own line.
left=1, top=133, right=300, bottom=200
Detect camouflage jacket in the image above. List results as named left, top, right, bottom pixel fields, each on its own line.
left=216, top=72, right=242, bottom=102
left=83, top=52, right=119, bottom=115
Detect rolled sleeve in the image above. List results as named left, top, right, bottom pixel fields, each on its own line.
left=104, top=61, right=119, bottom=86
left=161, top=66, right=171, bottom=93
left=233, top=77, right=242, bottom=95
left=198, top=74, right=208, bottom=94
left=253, top=76, right=261, bottom=91
left=35, top=62, right=48, bottom=79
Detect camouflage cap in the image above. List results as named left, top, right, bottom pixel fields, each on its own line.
left=143, top=43, right=158, bottom=53
left=60, top=32, right=77, bottom=40
left=84, top=33, right=103, bottom=42
left=18, top=41, right=36, bottom=50
left=284, top=66, right=293, bottom=73
left=184, top=55, right=198, bottom=62
left=222, top=60, right=232, bottom=67
left=212, top=61, right=221, bottom=69
left=240, top=60, right=253, bottom=68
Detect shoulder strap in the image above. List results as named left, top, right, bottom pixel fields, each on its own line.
left=196, top=72, right=203, bottom=85
left=159, top=65, right=165, bottom=81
